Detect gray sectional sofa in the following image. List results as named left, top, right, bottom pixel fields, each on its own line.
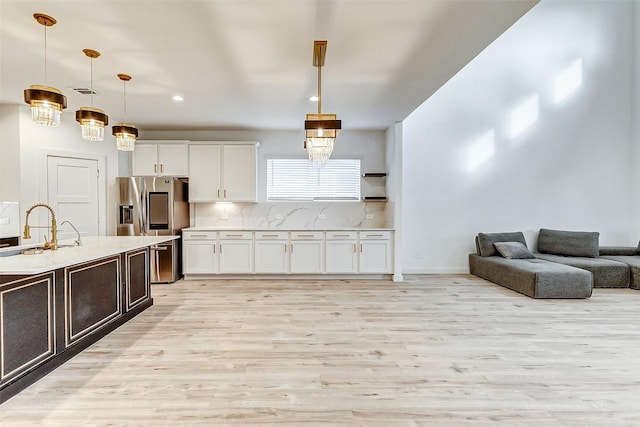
left=469, top=228, right=640, bottom=298
left=469, top=231, right=593, bottom=298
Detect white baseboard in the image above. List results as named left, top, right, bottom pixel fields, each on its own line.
left=402, top=267, right=470, bottom=274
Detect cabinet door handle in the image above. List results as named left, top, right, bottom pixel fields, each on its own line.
left=220, top=244, right=222, bottom=254
left=360, top=244, right=363, bottom=252
left=154, top=164, right=157, bottom=173
left=213, top=244, right=216, bottom=253
left=290, top=244, right=293, bottom=253
left=160, top=164, right=164, bottom=173
left=353, top=243, right=356, bottom=253
left=217, top=189, right=220, bottom=198
left=284, top=243, right=287, bottom=253
left=0, top=243, right=10, bottom=248
left=224, top=189, right=227, bottom=199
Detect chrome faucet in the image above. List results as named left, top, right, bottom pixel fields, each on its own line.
left=60, top=220, right=82, bottom=246
left=23, top=203, right=58, bottom=250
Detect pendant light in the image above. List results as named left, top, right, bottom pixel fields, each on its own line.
left=76, top=49, right=108, bottom=141
left=112, top=74, right=138, bottom=151
left=23, top=13, right=67, bottom=127
left=304, top=40, right=341, bottom=165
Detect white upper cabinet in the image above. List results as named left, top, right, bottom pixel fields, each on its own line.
left=188, top=143, right=257, bottom=202
left=132, top=142, right=188, bottom=176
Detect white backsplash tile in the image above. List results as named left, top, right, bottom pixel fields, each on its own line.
left=193, top=202, right=390, bottom=229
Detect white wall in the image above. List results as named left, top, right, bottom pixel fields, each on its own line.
left=632, top=0, right=640, bottom=237
left=402, top=0, right=635, bottom=273
left=0, top=104, right=21, bottom=202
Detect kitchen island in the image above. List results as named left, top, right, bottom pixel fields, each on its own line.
left=0, top=236, right=177, bottom=403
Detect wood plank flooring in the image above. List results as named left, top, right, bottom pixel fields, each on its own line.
left=2, top=275, right=640, bottom=426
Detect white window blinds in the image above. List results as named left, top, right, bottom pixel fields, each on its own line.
left=267, top=158, right=361, bottom=201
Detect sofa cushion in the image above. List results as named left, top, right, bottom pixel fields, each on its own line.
left=599, top=246, right=638, bottom=256
left=494, top=242, right=535, bottom=259
left=600, top=255, right=640, bottom=289
left=534, top=253, right=629, bottom=288
left=476, top=232, right=528, bottom=257
left=537, top=228, right=599, bottom=258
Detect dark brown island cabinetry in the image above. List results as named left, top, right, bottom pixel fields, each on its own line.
left=0, top=248, right=151, bottom=403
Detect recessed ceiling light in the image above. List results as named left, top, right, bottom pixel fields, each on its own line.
left=309, top=95, right=319, bottom=102
left=172, top=95, right=184, bottom=101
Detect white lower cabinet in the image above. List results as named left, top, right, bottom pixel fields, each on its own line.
left=219, top=232, right=253, bottom=274
left=290, top=232, right=324, bottom=274
left=182, top=231, right=218, bottom=274
left=254, top=232, right=289, bottom=273
left=182, top=229, right=393, bottom=277
left=358, top=231, right=393, bottom=274
left=325, top=231, right=358, bottom=273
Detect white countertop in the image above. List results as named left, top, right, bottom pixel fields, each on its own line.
left=0, top=236, right=178, bottom=275
left=184, top=227, right=395, bottom=231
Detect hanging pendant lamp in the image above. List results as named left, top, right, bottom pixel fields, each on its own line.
left=112, top=74, right=138, bottom=151
left=23, top=13, right=67, bottom=127
left=304, top=40, right=341, bottom=165
left=76, top=49, right=108, bottom=141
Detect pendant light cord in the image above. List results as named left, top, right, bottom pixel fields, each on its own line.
left=317, top=65, right=322, bottom=114
left=90, top=57, right=94, bottom=106
left=43, top=24, right=47, bottom=83
left=123, top=80, right=127, bottom=121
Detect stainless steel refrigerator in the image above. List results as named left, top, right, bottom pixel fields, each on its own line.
left=116, top=177, right=189, bottom=283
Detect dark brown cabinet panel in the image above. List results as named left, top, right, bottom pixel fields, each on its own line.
left=65, top=256, right=121, bottom=346
left=0, top=273, right=55, bottom=383
left=125, top=249, right=149, bottom=311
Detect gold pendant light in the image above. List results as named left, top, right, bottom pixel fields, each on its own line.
left=23, top=13, right=67, bottom=127
left=112, top=74, right=138, bottom=151
left=76, top=49, right=108, bottom=141
left=304, top=40, right=341, bottom=165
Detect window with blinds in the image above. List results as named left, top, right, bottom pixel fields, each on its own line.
left=267, top=158, right=361, bottom=201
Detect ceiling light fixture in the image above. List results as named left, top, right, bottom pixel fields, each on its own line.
left=309, top=95, right=319, bottom=102
left=172, top=95, right=184, bottom=101
left=76, top=49, right=108, bottom=141
left=112, top=74, right=138, bottom=151
left=304, top=40, right=341, bottom=165
left=23, top=13, right=67, bottom=127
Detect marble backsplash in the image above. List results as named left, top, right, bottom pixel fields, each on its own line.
left=192, top=202, right=391, bottom=229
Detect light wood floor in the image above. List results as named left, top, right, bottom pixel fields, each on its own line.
left=3, top=275, right=640, bottom=426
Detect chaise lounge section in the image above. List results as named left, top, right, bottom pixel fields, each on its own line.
left=469, top=232, right=593, bottom=299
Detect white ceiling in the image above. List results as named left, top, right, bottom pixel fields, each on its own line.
left=0, top=0, right=538, bottom=132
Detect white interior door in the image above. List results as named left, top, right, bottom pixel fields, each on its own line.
left=47, top=156, right=99, bottom=242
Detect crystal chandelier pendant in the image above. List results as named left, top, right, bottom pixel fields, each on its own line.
left=23, top=14, right=67, bottom=127
left=112, top=74, right=138, bottom=151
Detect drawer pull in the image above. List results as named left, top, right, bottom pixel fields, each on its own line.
left=0, top=243, right=10, bottom=248
left=261, top=234, right=279, bottom=237
left=297, top=234, right=315, bottom=237
left=150, top=245, right=167, bottom=251
left=225, top=234, right=244, bottom=237
left=190, top=234, right=208, bottom=238
left=333, top=234, right=350, bottom=237
left=365, top=234, right=384, bottom=237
